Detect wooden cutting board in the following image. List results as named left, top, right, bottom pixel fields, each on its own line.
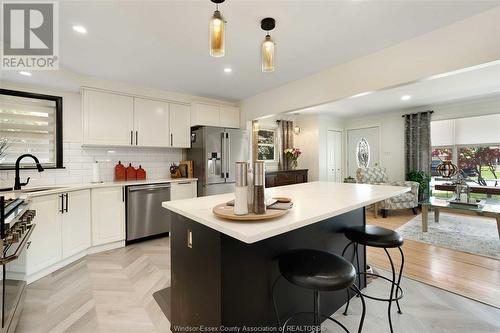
left=212, top=203, right=289, bottom=221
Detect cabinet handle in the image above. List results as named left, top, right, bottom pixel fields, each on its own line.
left=27, top=241, right=31, bottom=249
left=122, top=187, right=125, bottom=202
left=170, top=133, right=173, bottom=147
left=178, top=181, right=191, bottom=185
left=187, top=229, right=193, bottom=249
left=65, top=193, right=69, bottom=213
left=130, top=130, right=133, bottom=145
left=136, top=131, right=138, bottom=145
left=59, top=194, right=64, bottom=213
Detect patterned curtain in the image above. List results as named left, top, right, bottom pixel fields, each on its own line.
left=404, top=111, right=432, bottom=176
left=277, top=120, right=294, bottom=170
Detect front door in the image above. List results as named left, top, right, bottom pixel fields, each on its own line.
left=346, top=126, right=380, bottom=178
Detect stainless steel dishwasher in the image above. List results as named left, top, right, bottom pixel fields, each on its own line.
left=126, top=183, right=171, bottom=244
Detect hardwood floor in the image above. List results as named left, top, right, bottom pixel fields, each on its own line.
left=366, top=208, right=500, bottom=308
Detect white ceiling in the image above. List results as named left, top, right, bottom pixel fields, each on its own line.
left=294, top=61, right=500, bottom=117
left=1, top=1, right=499, bottom=101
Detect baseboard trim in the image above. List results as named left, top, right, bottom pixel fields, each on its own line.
left=88, top=241, right=125, bottom=254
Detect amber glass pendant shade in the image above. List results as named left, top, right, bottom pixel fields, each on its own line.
left=261, top=35, right=275, bottom=72
left=210, top=10, right=225, bottom=57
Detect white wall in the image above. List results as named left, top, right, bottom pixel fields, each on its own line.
left=252, top=113, right=344, bottom=181
left=240, top=7, right=500, bottom=124
left=343, top=94, right=500, bottom=181
left=294, top=116, right=319, bottom=180
left=0, top=77, right=235, bottom=188
left=293, top=114, right=344, bottom=181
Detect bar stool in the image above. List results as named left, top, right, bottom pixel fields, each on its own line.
left=272, top=249, right=366, bottom=333
left=342, top=225, right=404, bottom=333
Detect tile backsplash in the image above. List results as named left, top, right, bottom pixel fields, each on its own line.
left=0, top=143, right=184, bottom=188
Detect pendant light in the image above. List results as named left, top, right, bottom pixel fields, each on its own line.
left=209, top=0, right=226, bottom=57
left=260, top=18, right=276, bottom=72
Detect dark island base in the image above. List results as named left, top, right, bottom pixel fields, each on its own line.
left=156, top=208, right=366, bottom=332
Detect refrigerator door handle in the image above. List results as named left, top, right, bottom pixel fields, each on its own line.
left=221, top=133, right=226, bottom=179
left=226, top=133, right=230, bottom=179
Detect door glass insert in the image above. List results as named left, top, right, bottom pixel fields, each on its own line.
left=356, top=138, right=370, bottom=168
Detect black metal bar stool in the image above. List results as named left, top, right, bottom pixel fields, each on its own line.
left=342, top=225, right=404, bottom=333
left=272, top=249, right=366, bottom=333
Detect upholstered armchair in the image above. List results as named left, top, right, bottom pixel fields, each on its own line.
left=356, top=167, right=419, bottom=217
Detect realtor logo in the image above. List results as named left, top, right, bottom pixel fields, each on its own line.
left=1, top=1, right=59, bottom=70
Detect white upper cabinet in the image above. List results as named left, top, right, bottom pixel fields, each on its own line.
left=219, top=105, right=240, bottom=128
left=170, top=103, right=191, bottom=148
left=82, top=88, right=192, bottom=147
left=83, top=90, right=134, bottom=146
left=191, top=102, right=240, bottom=128
left=133, top=98, right=170, bottom=147
left=191, top=103, right=220, bottom=127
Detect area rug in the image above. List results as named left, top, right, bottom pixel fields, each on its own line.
left=396, top=212, right=500, bottom=260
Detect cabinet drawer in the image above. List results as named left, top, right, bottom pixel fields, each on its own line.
left=171, top=182, right=197, bottom=200
left=276, top=173, right=296, bottom=186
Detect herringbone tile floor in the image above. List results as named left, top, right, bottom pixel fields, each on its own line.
left=17, top=237, right=500, bottom=333
left=17, top=238, right=171, bottom=333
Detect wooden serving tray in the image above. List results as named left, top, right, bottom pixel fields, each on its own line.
left=213, top=203, right=289, bottom=221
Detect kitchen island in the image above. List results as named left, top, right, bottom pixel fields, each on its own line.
left=161, top=181, right=409, bottom=332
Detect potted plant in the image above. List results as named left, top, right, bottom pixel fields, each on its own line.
left=284, top=148, right=302, bottom=169
left=407, top=170, right=431, bottom=201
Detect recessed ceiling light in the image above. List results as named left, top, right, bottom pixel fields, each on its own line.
left=19, top=71, right=32, bottom=77
left=224, top=67, right=232, bottom=73
left=401, top=95, right=411, bottom=101
left=72, top=25, right=87, bottom=34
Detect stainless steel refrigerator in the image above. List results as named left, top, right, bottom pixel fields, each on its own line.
left=187, top=127, right=249, bottom=196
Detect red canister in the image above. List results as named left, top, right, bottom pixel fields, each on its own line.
left=136, top=165, right=146, bottom=180
left=114, top=161, right=126, bottom=181
left=126, top=163, right=137, bottom=180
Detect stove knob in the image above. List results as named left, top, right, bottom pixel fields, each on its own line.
left=10, top=231, right=19, bottom=244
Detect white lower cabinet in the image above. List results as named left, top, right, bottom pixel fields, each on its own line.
left=62, top=190, right=91, bottom=258
left=22, top=182, right=186, bottom=283
left=23, top=188, right=124, bottom=283
left=171, top=181, right=197, bottom=200
left=26, top=194, right=63, bottom=275
left=91, top=187, right=126, bottom=246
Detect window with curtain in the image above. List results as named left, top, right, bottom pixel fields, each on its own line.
left=0, top=89, right=63, bottom=169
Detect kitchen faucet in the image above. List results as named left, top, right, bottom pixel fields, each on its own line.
left=14, top=154, right=44, bottom=190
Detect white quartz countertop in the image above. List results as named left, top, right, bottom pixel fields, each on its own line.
left=162, top=181, right=409, bottom=244
left=0, top=178, right=197, bottom=199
